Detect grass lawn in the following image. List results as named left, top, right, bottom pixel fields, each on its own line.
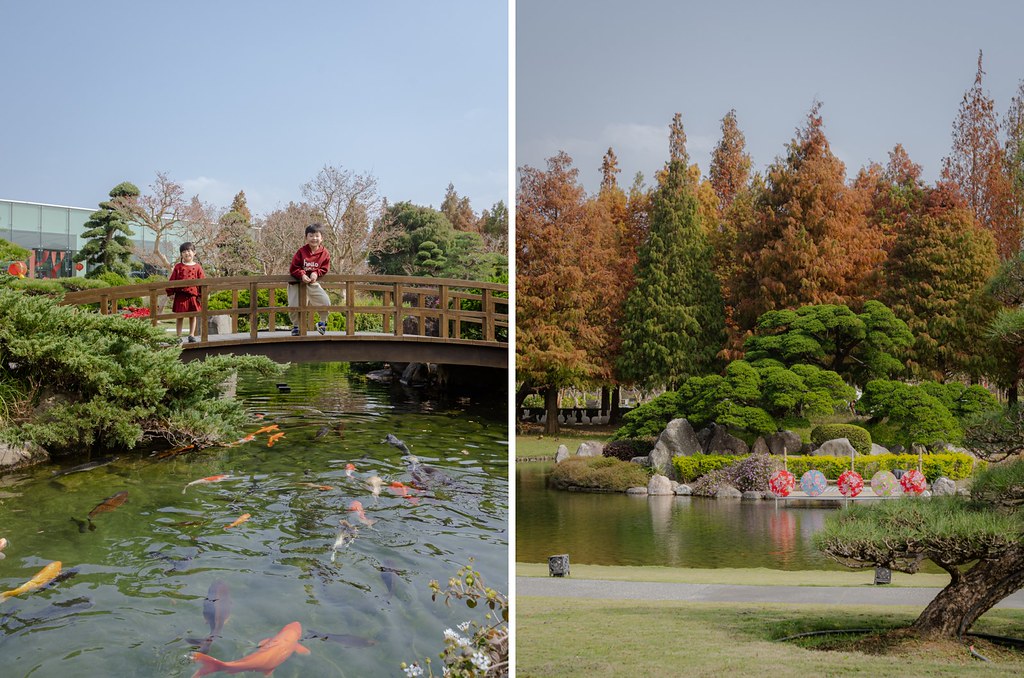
left=515, top=563, right=951, bottom=588
left=515, top=432, right=614, bottom=461
left=516, top=597, right=1024, bottom=677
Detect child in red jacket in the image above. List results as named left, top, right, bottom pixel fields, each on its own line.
left=288, top=223, right=331, bottom=335
left=167, top=242, right=206, bottom=342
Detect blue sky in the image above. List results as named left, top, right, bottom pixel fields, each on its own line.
left=1, top=1, right=508, bottom=216
left=517, top=0, right=1024, bottom=195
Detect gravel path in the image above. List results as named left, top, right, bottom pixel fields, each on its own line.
left=517, top=577, right=1024, bottom=609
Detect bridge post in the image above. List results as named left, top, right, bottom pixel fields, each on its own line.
left=440, top=284, right=449, bottom=339
left=393, top=283, right=403, bottom=337
left=483, top=288, right=494, bottom=341
left=199, top=283, right=209, bottom=342
left=346, top=280, right=355, bottom=335
left=249, top=281, right=259, bottom=341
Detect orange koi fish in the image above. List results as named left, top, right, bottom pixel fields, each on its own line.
left=388, top=481, right=420, bottom=505
left=88, top=491, right=129, bottom=518
left=183, top=474, right=231, bottom=494
left=1, top=561, right=62, bottom=602
left=191, top=621, right=309, bottom=677
left=224, top=513, right=251, bottom=530
left=224, top=435, right=255, bottom=448
left=347, top=500, right=376, bottom=527
left=252, top=424, right=279, bottom=435
left=267, top=432, right=286, bottom=447
left=156, top=444, right=195, bottom=459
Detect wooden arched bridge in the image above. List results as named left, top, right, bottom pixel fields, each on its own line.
left=60, top=274, right=508, bottom=369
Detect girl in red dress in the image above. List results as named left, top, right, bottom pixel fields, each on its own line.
left=167, top=242, right=206, bottom=342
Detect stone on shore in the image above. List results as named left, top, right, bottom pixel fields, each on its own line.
left=647, top=474, right=674, bottom=495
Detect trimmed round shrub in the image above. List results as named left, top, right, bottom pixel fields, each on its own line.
left=603, top=438, right=654, bottom=461
left=811, top=423, right=872, bottom=455
left=549, top=456, right=650, bottom=491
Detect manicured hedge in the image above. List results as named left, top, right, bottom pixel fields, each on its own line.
left=673, top=452, right=980, bottom=483
left=549, top=456, right=651, bottom=491
left=811, top=423, right=872, bottom=455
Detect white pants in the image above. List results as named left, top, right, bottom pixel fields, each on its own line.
left=288, top=282, right=331, bottom=326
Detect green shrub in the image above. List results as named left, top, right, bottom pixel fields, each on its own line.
left=672, top=455, right=740, bottom=483
left=612, top=391, right=685, bottom=440
left=208, top=288, right=290, bottom=331
left=811, top=423, right=872, bottom=455
left=549, top=456, right=650, bottom=491
left=603, top=439, right=654, bottom=462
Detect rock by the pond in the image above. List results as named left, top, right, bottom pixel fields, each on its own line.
left=648, top=474, right=674, bottom=495
left=751, top=437, right=770, bottom=456
left=911, top=443, right=928, bottom=457
left=626, top=486, right=648, bottom=495
left=931, top=476, right=957, bottom=496
left=0, top=440, right=48, bottom=470
left=705, top=424, right=749, bottom=456
left=815, top=438, right=857, bottom=457
left=870, top=443, right=889, bottom=455
left=715, top=484, right=742, bottom=499
left=575, top=441, right=604, bottom=457
left=741, top=491, right=763, bottom=501
left=554, top=444, right=570, bottom=463
left=630, top=456, right=650, bottom=465
left=890, top=444, right=905, bottom=454
left=766, top=431, right=803, bottom=456
left=674, top=484, right=692, bottom=496
left=649, top=419, right=702, bottom=479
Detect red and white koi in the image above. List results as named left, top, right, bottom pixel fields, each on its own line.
left=0, top=537, right=7, bottom=560
left=347, top=500, right=376, bottom=527
left=388, top=481, right=420, bottom=505
left=183, top=474, right=231, bottom=494
left=344, top=463, right=356, bottom=478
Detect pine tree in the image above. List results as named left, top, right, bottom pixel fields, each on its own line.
left=229, top=191, right=253, bottom=224
left=709, top=109, right=752, bottom=213
left=942, top=51, right=1017, bottom=259
left=1003, top=79, right=1024, bottom=255
left=73, top=182, right=140, bottom=279
left=618, top=116, right=726, bottom=389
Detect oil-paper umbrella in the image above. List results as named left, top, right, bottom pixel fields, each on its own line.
left=800, top=469, right=827, bottom=496
left=900, top=469, right=927, bottom=494
left=870, top=470, right=901, bottom=496
left=768, top=469, right=796, bottom=497
left=838, top=470, right=864, bottom=497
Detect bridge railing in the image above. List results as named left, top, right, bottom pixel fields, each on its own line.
left=60, top=274, right=509, bottom=345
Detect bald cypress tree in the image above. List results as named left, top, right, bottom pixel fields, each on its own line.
left=618, top=115, right=725, bottom=389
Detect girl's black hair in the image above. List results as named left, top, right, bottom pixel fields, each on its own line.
left=179, top=242, right=195, bottom=254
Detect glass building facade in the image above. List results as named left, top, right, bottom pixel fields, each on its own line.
left=0, top=198, right=180, bottom=278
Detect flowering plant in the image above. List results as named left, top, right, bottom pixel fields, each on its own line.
left=402, top=560, right=508, bottom=677
left=120, top=306, right=151, bottom=320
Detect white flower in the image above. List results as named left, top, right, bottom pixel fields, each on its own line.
left=457, top=621, right=472, bottom=632
left=471, top=651, right=491, bottom=671
left=403, top=663, right=424, bottom=677
left=443, top=628, right=460, bottom=641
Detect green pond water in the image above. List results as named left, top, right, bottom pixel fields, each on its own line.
left=516, top=462, right=843, bottom=570
left=0, top=363, right=508, bottom=677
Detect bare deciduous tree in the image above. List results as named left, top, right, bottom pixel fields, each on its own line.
left=301, top=165, right=385, bottom=274
left=113, top=172, right=198, bottom=269
left=254, top=202, right=321, bottom=274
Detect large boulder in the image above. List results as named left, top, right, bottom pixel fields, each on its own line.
left=751, top=437, right=770, bottom=455
left=715, top=484, right=742, bottom=499
left=674, top=484, right=693, bottom=496
left=931, top=476, right=957, bottom=496
left=647, top=474, right=674, bottom=495
left=766, top=431, right=803, bottom=456
left=704, top=424, right=748, bottom=456
left=554, top=444, right=570, bottom=463
left=869, top=443, right=890, bottom=456
left=0, top=440, right=48, bottom=470
left=650, top=418, right=702, bottom=479
left=575, top=441, right=604, bottom=457
left=814, top=438, right=857, bottom=458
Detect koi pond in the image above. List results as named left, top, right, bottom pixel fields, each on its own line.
left=516, top=461, right=842, bottom=570
left=0, top=363, right=508, bottom=677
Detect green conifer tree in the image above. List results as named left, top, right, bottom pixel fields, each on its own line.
left=73, top=182, right=140, bottom=278
left=618, top=115, right=726, bottom=389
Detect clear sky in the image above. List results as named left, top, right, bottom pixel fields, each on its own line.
left=517, top=0, right=1024, bottom=195
left=1, top=1, right=507, bottom=216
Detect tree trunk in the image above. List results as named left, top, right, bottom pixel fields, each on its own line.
left=609, top=386, right=622, bottom=425
left=601, top=386, right=610, bottom=414
left=910, top=546, right=1024, bottom=637
left=1009, top=379, right=1019, bottom=406
left=544, top=386, right=560, bottom=435
left=514, top=381, right=533, bottom=410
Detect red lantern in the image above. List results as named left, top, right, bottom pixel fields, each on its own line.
left=75, top=262, right=84, bottom=271
left=900, top=469, right=927, bottom=494
left=7, top=261, right=27, bottom=277
left=838, top=470, right=864, bottom=497
left=768, top=469, right=795, bottom=497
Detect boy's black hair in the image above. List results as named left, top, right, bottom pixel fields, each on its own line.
left=179, top=242, right=195, bottom=254
left=305, top=223, right=324, bottom=236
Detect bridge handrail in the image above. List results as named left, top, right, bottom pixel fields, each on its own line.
left=59, top=274, right=509, bottom=345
